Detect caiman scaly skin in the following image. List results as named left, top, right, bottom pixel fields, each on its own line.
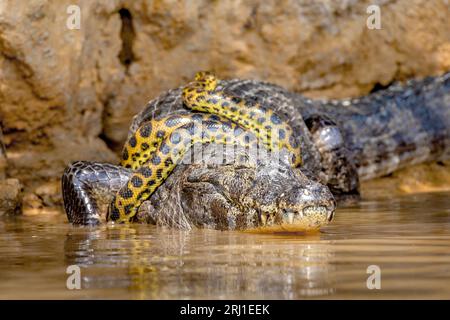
left=62, top=72, right=450, bottom=230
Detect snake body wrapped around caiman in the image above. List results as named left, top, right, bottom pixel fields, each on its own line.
left=62, top=72, right=450, bottom=230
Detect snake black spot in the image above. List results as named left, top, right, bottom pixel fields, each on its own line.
left=119, top=187, right=134, bottom=199
left=164, top=157, right=173, bottom=167
left=207, top=98, right=218, bottom=104
left=151, top=155, right=161, bottom=165
left=244, top=120, right=250, bottom=126
left=141, top=142, right=149, bottom=150
left=140, top=167, right=153, bottom=178
left=147, top=180, right=155, bottom=186
left=221, top=101, right=230, bottom=108
left=109, top=206, right=120, bottom=220
left=124, top=204, right=133, bottom=215
left=131, top=176, right=143, bottom=188
left=170, top=132, right=181, bottom=144
left=278, top=129, right=286, bottom=139
left=129, top=136, right=137, bottom=148
left=125, top=164, right=132, bottom=169
left=122, top=149, right=129, bottom=160
left=208, top=114, right=220, bottom=121
left=230, top=106, right=238, bottom=112
left=270, top=114, right=282, bottom=124
left=139, top=123, right=152, bottom=137
left=156, top=130, right=166, bottom=139
left=156, top=168, right=164, bottom=179
left=133, top=152, right=140, bottom=159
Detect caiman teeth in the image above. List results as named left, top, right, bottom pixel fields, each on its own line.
left=260, top=213, right=267, bottom=226
left=282, top=210, right=296, bottom=224
left=286, top=211, right=294, bottom=224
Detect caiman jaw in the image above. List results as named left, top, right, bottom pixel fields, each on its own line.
left=257, top=204, right=335, bottom=230
left=259, top=211, right=277, bottom=226
left=282, top=209, right=297, bottom=224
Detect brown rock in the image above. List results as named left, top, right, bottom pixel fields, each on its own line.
left=362, top=161, right=450, bottom=199
left=0, top=126, right=6, bottom=180
left=0, top=178, right=23, bottom=216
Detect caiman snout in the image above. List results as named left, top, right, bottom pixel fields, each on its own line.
left=249, top=164, right=336, bottom=231
left=276, top=181, right=336, bottom=230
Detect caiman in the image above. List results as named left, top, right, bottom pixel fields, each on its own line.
left=62, top=72, right=450, bottom=231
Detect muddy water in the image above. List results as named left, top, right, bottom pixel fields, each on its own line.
left=0, top=192, right=450, bottom=299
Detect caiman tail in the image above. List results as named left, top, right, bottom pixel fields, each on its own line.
left=325, top=72, right=450, bottom=181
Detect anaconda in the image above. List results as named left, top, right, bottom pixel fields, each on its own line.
left=108, top=72, right=302, bottom=223
left=62, top=72, right=450, bottom=230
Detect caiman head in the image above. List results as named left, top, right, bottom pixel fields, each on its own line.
left=138, top=144, right=336, bottom=231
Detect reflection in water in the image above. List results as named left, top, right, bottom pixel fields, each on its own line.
left=63, top=227, right=336, bottom=299
left=1, top=192, right=450, bottom=299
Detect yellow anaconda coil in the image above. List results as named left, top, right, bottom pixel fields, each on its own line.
left=182, top=71, right=302, bottom=166
left=109, top=119, right=259, bottom=223
left=120, top=113, right=233, bottom=170
left=110, top=71, right=303, bottom=223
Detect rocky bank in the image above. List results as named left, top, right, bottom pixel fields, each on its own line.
left=0, top=0, right=449, bottom=214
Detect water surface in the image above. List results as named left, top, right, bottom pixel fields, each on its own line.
left=1, top=192, right=450, bottom=299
